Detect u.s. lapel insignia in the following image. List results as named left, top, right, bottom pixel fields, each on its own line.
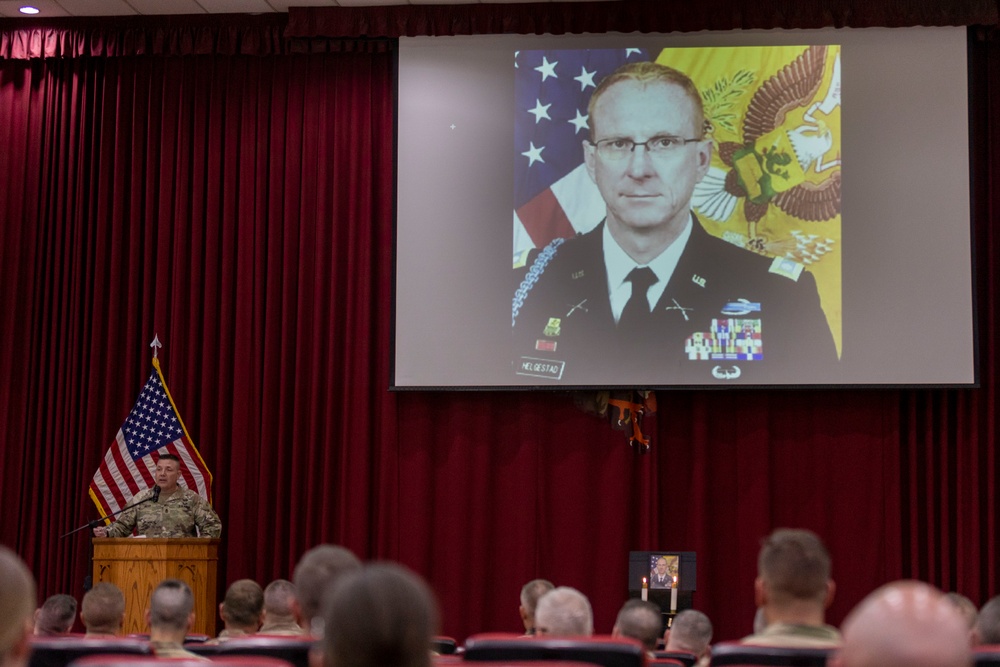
left=571, top=270, right=585, bottom=280
left=692, top=274, right=706, bottom=288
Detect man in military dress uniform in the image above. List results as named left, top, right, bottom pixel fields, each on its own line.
left=512, top=61, right=837, bottom=385
left=93, top=454, right=221, bottom=538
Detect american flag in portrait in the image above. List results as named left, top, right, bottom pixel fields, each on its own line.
left=513, top=48, right=651, bottom=259
left=89, top=358, right=213, bottom=519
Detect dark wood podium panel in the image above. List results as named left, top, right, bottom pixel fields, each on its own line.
left=92, top=538, right=219, bottom=636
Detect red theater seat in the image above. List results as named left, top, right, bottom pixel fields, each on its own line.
left=28, top=637, right=151, bottom=667
left=463, top=633, right=646, bottom=667
left=708, top=642, right=831, bottom=666
left=652, top=651, right=697, bottom=666
left=186, top=636, right=314, bottom=667
left=974, top=645, right=1000, bottom=665
left=432, top=636, right=459, bottom=655
left=70, top=656, right=292, bottom=667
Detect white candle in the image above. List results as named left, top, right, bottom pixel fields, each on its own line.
left=641, top=577, right=648, bottom=601
left=670, top=575, right=678, bottom=612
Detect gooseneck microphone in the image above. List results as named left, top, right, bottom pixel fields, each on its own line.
left=152, top=485, right=161, bottom=502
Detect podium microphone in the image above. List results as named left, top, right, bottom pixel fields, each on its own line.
left=152, top=485, right=161, bottom=502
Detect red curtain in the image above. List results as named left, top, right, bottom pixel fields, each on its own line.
left=1, top=3, right=999, bottom=644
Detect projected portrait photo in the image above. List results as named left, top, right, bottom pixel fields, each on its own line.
left=511, top=45, right=842, bottom=385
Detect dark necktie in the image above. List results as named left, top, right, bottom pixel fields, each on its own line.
left=618, top=266, right=657, bottom=334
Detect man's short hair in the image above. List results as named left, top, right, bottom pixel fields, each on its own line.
left=614, top=599, right=662, bottom=650
left=263, top=579, right=297, bottom=617
left=81, top=583, right=125, bottom=634
left=758, top=528, right=832, bottom=603
left=587, top=61, right=706, bottom=142
left=535, top=587, right=593, bottom=637
left=320, top=563, right=438, bottom=667
left=35, top=594, right=77, bottom=636
left=520, top=579, right=555, bottom=617
left=0, top=547, right=36, bottom=658
left=668, top=609, right=714, bottom=656
left=149, top=579, right=194, bottom=631
left=292, top=545, right=362, bottom=626
left=977, top=596, right=1000, bottom=644
left=156, top=453, right=181, bottom=465
left=221, top=579, right=263, bottom=628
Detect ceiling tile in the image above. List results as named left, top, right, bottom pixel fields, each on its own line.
left=269, top=0, right=334, bottom=9
left=333, top=0, right=410, bottom=6
left=55, top=0, right=137, bottom=15
left=196, top=0, right=271, bottom=11
left=0, top=0, right=71, bottom=17
left=127, top=0, right=206, bottom=14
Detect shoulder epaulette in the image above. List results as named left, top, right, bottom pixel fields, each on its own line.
left=512, top=238, right=565, bottom=326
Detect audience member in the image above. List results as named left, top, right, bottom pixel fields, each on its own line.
left=829, top=580, right=970, bottom=667
left=519, top=579, right=554, bottom=636
left=534, top=587, right=593, bottom=637
left=665, top=609, right=713, bottom=666
left=0, top=547, right=36, bottom=667
left=259, top=579, right=306, bottom=636
left=207, top=579, right=263, bottom=643
left=310, top=562, right=438, bottom=667
left=975, top=595, right=1000, bottom=645
left=741, top=528, right=840, bottom=647
left=292, top=544, right=361, bottom=636
left=146, top=579, right=207, bottom=660
left=80, top=583, right=125, bottom=637
left=612, top=599, right=661, bottom=651
left=33, top=594, right=77, bottom=636
left=945, top=592, right=978, bottom=645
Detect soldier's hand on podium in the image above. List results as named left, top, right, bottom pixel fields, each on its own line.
left=92, top=526, right=108, bottom=537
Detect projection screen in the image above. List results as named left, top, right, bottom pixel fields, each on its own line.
left=394, top=27, right=975, bottom=389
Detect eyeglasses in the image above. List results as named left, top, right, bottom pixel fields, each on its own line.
left=589, top=134, right=703, bottom=161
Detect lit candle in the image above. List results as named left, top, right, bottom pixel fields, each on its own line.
left=670, top=575, right=678, bottom=612
left=641, top=577, right=648, bottom=601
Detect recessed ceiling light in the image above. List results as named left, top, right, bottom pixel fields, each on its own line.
left=19, top=6, right=40, bottom=13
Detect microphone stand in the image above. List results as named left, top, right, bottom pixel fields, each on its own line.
left=61, top=487, right=161, bottom=539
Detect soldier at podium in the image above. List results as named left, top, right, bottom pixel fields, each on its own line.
left=93, top=455, right=221, bottom=538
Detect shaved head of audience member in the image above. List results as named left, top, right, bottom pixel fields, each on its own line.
left=665, top=609, right=713, bottom=660
left=312, top=563, right=438, bottom=667
left=217, top=579, right=264, bottom=638
left=534, top=587, right=593, bottom=637
left=260, top=579, right=305, bottom=636
left=292, top=544, right=361, bottom=635
left=519, top=579, right=554, bottom=635
left=34, top=594, right=77, bottom=636
left=831, top=581, right=971, bottom=667
left=743, top=528, right=840, bottom=647
left=0, top=547, right=36, bottom=667
left=146, top=578, right=205, bottom=661
left=975, top=595, right=1000, bottom=645
left=80, top=583, right=126, bottom=637
left=612, top=599, right=662, bottom=651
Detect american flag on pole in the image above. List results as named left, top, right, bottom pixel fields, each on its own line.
left=513, top=47, right=652, bottom=258
left=88, top=356, right=213, bottom=520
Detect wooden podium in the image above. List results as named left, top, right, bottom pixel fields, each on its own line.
left=92, top=538, right=220, bottom=636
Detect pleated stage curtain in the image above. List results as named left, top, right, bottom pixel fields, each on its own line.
left=1, top=1, right=999, bottom=642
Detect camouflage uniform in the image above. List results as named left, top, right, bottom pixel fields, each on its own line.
left=258, top=620, right=307, bottom=636
left=150, top=640, right=209, bottom=660
left=106, top=487, right=221, bottom=538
